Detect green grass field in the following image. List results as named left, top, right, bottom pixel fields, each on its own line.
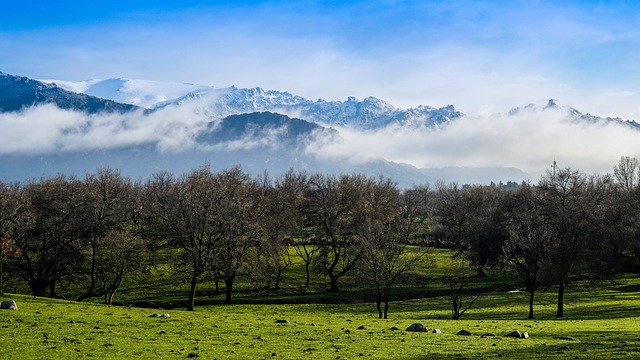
left=1, top=247, right=639, bottom=359
left=1, top=275, right=640, bottom=359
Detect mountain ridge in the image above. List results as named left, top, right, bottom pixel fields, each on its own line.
left=42, top=77, right=463, bottom=130
left=0, top=72, right=140, bottom=114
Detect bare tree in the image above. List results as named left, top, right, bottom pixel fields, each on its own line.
left=305, top=173, right=370, bottom=292
left=537, top=165, right=609, bottom=317
left=355, top=178, right=425, bottom=319
left=253, top=170, right=308, bottom=290
left=212, top=167, right=265, bottom=304
left=433, top=183, right=505, bottom=276
left=613, top=156, right=640, bottom=192
left=77, top=167, right=137, bottom=302
left=94, top=230, right=147, bottom=304
left=0, top=181, right=20, bottom=295
left=294, top=238, right=319, bottom=288
left=608, top=157, right=640, bottom=270
left=445, top=262, right=481, bottom=320
left=13, top=175, right=85, bottom=297
left=502, top=183, right=552, bottom=319
left=144, top=166, right=219, bottom=311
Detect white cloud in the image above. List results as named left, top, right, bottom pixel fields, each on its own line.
left=0, top=101, right=211, bottom=155
left=1, top=100, right=640, bottom=181
left=305, top=107, right=640, bottom=175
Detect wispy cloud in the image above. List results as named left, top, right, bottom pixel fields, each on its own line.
left=0, top=101, right=210, bottom=155
left=305, top=106, right=640, bottom=175
left=1, top=101, right=639, bottom=179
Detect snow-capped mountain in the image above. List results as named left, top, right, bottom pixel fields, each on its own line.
left=0, top=72, right=139, bottom=113
left=44, top=77, right=463, bottom=130
left=508, top=98, right=640, bottom=129
left=7, top=71, right=638, bottom=187
left=40, top=78, right=216, bottom=110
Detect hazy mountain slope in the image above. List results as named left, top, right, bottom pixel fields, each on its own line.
left=45, top=77, right=463, bottom=129
left=0, top=73, right=139, bottom=114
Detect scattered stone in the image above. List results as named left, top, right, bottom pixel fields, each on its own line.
left=357, top=325, right=366, bottom=330
left=310, top=323, right=316, bottom=326
left=389, top=326, right=400, bottom=331
left=275, top=319, right=290, bottom=325
left=432, top=329, right=443, bottom=334
left=555, top=336, right=580, bottom=342
left=149, top=313, right=170, bottom=318
left=521, top=332, right=529, bottom=339
left=481, top=333, right=496, bottom=338
left=1, top=300, right=17, bottom=310
left=506, top=330, right=522, bottom=338
left=456, top=330, right=472, bottom=336
left=405, top=323, right=426, bottom=332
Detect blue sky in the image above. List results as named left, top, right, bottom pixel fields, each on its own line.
left=2, top=0, right=640, bottom=118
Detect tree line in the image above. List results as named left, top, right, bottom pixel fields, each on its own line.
left=0, top=157, right=639, bottom=319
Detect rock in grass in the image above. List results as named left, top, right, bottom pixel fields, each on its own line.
left=389, top=326, right=400, bottom=331
left=405, top=323, right=425, bottom=332
left=149, top=313, right=171, bottom=318
left=357, top=325, right=366, bottom=330
left=506, top=330, right=522, bottom=338
left=275, top=319, right=290, bottom=325
left=432, top=329, right=442, bottom=334
left=456, top=330, right=472, bottom=336
left=481, top=333, right=496, bottom=338
left=1, top=300, right=17, bottom=310
left=521, top=332, right=529, bottom=339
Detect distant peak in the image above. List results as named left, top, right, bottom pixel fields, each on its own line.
left=545, top=99, right=560, bottom=109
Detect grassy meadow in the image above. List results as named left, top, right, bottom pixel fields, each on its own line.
left=1, top=248, right=640, bottom=359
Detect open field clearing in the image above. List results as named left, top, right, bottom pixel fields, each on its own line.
left=1, top=276, right=640, bottom=359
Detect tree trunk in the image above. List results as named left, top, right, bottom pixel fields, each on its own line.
left=528, top=289, right=535, bottom=319
left=376, top=300, right=382, bottom=319
left=224, top=278, right=234, bottom=304
left=556, top=282, right=565, bottom=318
left=383, top=299, right=389, bottom=319
left=82, top=239, right=98, bottom=302
left=48, top=279, right=57, bottom=298
left=30, top=279, right=47, bottom=297
left=107, top=288, right=116, bottom=305
left=304, top=261, right=311, bottom=288
left=328, top=273, right=339, bottom=292
left=274, top=267, right=284, bottom=290
left=187, top=274, right=198, bottom=311
left=452, top=295, right=460, bottom=320
left=527, top=273, right=536, bottom=319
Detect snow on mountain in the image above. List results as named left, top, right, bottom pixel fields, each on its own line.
left=0, top=72, right=139, bottom=114
left=42, top=77, right=463, bottom=130
left=41, top=78, right=215, bottom=109
left=188, top=89, right=463, bottom=130
left=508, top=99, right=640, bottom=129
